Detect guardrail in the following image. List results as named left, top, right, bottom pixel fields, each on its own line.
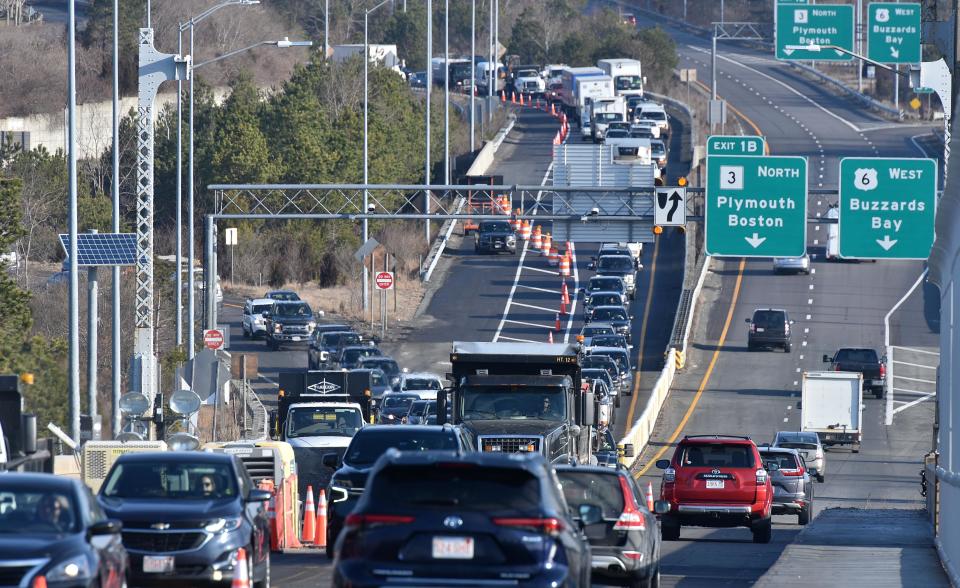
left=786, top=62, right=902, bottom=119
left=234, top=378, right=268, bottom=441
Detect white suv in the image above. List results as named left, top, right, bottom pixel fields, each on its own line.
left=242, top=298, right=274, bottom=338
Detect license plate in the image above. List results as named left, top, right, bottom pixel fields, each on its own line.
left=494, top=243, right=502, bottom=248
left=143, top=555, right=175, bottom=573
left=706, top=480, right=725, bottom=489
left=291, top=336, right=301, bottom=341
left=432, top=536, right=474, bottom=559
left=755, top=327, right=765, bottom=333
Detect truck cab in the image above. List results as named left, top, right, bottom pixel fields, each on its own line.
left=438, top=342, right=597, bottom=465
left=590, top=96, right=626, bottom=143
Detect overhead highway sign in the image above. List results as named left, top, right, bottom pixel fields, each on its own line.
left=707, top=135, right=765, bottom=156
left=776, top=3, right=854, bottom=61
left=867, top=3, right=921, bottom=64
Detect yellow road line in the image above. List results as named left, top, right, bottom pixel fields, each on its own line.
left=625, top=236, right=661, bottom=427
left=634, top=258, right=747, bottom=478
left=224, top=303, right=243, bottom=309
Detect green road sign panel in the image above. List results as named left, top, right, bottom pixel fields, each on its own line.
left=706, top=155, right=808, bottom=257
left=778, top=0, right=809, bottom=3
left=838, top=157, right=936, bottom=259
left=867, top=3, right=921, bottom=64
left=707, top=135, right=766, bottom=156
left=776, top=3, right=854, bottom=61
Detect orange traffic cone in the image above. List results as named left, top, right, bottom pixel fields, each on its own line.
left=555, top=313, right=561, bottom=331
left=315, top=489, right=328, bottom=548
left=267, top=493, right=278, bottom=551
left=302, top=485, right=316, bottom=544
left=646, top=482, right=655, bottom=511
left=562, top=282, right=570, bottom=306
left=501, top=91, right=506, bottom=103
left=548, top=331, right=554, bottom=344
left=232, top=547, right=251, bottom=588
left=511, top=91, right=517, bottom=104
left=560, top=298, right=567, bottom=316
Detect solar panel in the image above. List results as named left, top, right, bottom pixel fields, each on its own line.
left=58, top=233, right=138, bottom=266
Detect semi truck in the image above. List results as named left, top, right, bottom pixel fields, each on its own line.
left=432, top=57, right=473, bottom=88
left=801, top=371, right=863, bottom=452
left=597, top=58, right=644, bottom=97
left=437, top=342, right=598, bottom=464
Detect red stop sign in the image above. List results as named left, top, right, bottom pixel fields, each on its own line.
left=203, top=329, right=224, bottom=350
left=375, top=271, right=394, bottom=290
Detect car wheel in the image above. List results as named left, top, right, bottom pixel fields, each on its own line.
left=874, top=388, right=884, bottom=399
left=632, top=565, right=660, bottom=588
left=784, top=342, right=792, bottom=353
left=660, top=516, right=680, bottom=541
left=254, top=549, right=271, bottom=588
left=243, top=325, right=250, bottom=339
left=798, top=504, right=811, bottom=525
left=817, top=473, right=825, bottom=483
left=752, top=517, right=772, bottom=543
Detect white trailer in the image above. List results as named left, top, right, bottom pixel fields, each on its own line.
left=558, top=67, right=604, bottom=112
left=332, top=44, right=401, bottom=72
left=801, top=371, right=863, bottom=452
left=597, top=58, right=644, bottom=97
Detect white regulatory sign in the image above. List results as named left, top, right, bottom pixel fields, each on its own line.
left=654, top=187, right=687, bottom=227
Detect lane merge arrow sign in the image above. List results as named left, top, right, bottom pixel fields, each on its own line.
left=867, top=3, right=921, bottom=64
left=706, top=155, right=808, bottom=258
left=776, top=3, right=854, bottom=61
left=838, top=157, right=936, bottom=259
left=655, top=187, right=687, bottom=227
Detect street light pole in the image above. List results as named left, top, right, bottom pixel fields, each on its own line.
left=444, top=0, right=449, bottom=186
left=67, top=0, right=80, bottom=443
left=324, top=0, right=330, bottom=58
left=488, top=0, right=493, bottom=100
left=425, top=0, right=432, bottom=243
left=470, top=0, right=475, bottom=152
left=176, top=27, right=184, bottom=348
left=111, top=0, right=121, bottom=437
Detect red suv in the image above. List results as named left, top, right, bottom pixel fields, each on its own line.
left=655, top=435, right=774, bottom=543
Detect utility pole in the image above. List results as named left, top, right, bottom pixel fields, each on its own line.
left=67, top=0, right=80, bottom=444
left=488, top=0, right=494, bottom=102
left=425, top=0, right=432, bottom=243
left=324, top=0, right=330, bottom=58
left=444, top=0, right=450, bottom=186
left=111, top=0, right=121, bottom=437
left=856, top=0, right=863, bottom=93
left=470, top=0, right=476, bottom=152
left=175, top=27, right=184, bottom=348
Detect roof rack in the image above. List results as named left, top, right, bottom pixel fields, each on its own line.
left=683, top=434, right=752, bottom=441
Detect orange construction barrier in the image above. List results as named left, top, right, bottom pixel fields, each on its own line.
left=559, top=253, right=571, bottom=277
left=547, top=247, right=559, bottom=267
left=280, top=475, right=301, bottom=549
left=315, top=489, right=328, bottom=548
left=531, top=231, right=542, bottom=250
left=232, top=547, right=251, bottom=588
left=520, top=220, right=532, bottom=241
left=302, top=485, right=316, bottom=544
left=499, top=195, right=511, bottom=215
left=541, top=233, right=552, bottom=255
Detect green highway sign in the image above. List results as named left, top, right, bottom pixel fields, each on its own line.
left=838, top=157, right=936, bottom=259
left=776, top=3, right=854, bottom=61
left=707, top=135, right=766, bottom=156
left=706, top=155, right=808, bottom=258
left=867, top=3, right=921, bottom=64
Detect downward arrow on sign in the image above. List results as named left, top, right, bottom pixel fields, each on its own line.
left=783, top=48, right=794, bottom=56
left=745, top=233, right=767, bottom=249
left=890, top=47, right=900, bottom=59
left=876, top=235, right=898, bottom=251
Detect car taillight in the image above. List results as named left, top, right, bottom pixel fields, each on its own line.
left=781, top=466, right=805, bottom=477
left=663, top=467, right=676, bottom=483
left=613, top=475, right=646, bottom=531
left=879, top=363, right=886, bottom=378
left=834, top=364, right=841, bottom=371
left=750, top=324, right=756, bottom=333
left=344, top=513, right=415, bottom=529
left=756, top=468, right=767, bottom=484
left=784, top=321, right=790, bottom=333
left=493, top=517, right=564, bottom=536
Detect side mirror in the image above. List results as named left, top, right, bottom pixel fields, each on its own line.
left=578, top=503, right=603, bottom=526
left=808, top=467, right=818, bottom=478
left=655, top=459, right=671, bottom=469
left=620, top=443, right=635, bottom=458
left=322, top=453, right=341, bottom=468
left=744, top=318, right=752, bottom=324
left=587, top=262, right=596, bottom=270
left=246, top=489, right=272, bottom=503
left=653, top=500, right=671, bottom=515
left=822, top=354, right=831, bottom=363
left=636, top=262, right=644, bottom=270
left=89, top=519, right=122, bottom=536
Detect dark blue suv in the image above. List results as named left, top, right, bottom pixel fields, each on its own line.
left=98, top=452, right=271, bottom=587
left=332, top=451, right=592, bottom=587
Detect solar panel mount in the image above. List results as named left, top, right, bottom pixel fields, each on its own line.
left=58, top=233, right=138, bottom=266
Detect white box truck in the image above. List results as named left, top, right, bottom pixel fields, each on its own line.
left=597, top=58, right=644, bottom=97
left=801, top=371, right=863, bottom=452
left=558, top=67, right=604, bottom=113
left=590, top=96, right=626, bottom=142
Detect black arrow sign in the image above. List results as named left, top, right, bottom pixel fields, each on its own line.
left=666, top=191, right=682, bottom=222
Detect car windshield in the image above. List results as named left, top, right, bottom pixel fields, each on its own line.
left=361, top=359, right=399, bottom=376
left=591, top=308, right=627, bottom=321
left=590, top=294, right=621, bottom=306
left=383, top=395, right=417, bottom=410
left=344, top=431, right=458, bottom=466
left=598, top=256, right=633, bottom=271
left=344, top=348, right=379, bottom=363
left=557, top=471, right=625, bottom=519
left=593, top=350, right=629, bottom=370
left=582, top=325, right=615, bottom=337
left=591, top=335, right=625, bottom=348
left=369, top=370, right=387, bottom=386
left=287, top=406, right=362, bottom=438
left=753, top=311, right=786, bottom=327
left=480, top=221, right=511, bottom=232
left=370, top=465, right=540, bottom=513
left=583, top=356, right=618, bottom=374
left=834, top=349, right=879, bottom=363
left=517, top=69, right=538, bottom=77
left=778, top=442, right=819, bottom=450
left=760, top=451, right=801, bottom=471
left=274, top=303, right=311, bottom=317
left=776, top=432, right=819, bottom=445
left=403, top=378, right=441, bottom=391
left=606, top=130, right=629, bottom=138
left=268, top=292, right=300, bottom=301
left=616, top=75, right=643, bottom=90
left=679, top=443, right=755, bottom=468
left=251, top=303, right=272, bottom=315
left=461, top=386, right=566, bottom=422
left=652, top=144, right=666, bottom=156
left=323, top=332, right=359, bottom=347
left=101, top=461, right=238, bottom=499
left=597, top=112, right=621, bottom=122
left=589, top=278, right=623, bottom=292
left=583, top=369, right=612, bottom=388
left=0, top=488, right=78, bottom=534
left=642, top=110, right=667, bottom=121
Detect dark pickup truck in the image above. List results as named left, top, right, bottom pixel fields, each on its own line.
left=823, top=348, right=886, bottom=398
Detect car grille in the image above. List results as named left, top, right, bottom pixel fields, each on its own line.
left=122, top=530, right=207, bottom=553
left=524, top=81, right=539, bottom=90
left=479, top=436, right=541, bottom=454
left=282, top=325, right=309, bottom=335
left=0, top=565, right=36, bottom=586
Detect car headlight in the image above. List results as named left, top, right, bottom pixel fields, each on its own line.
left=308, top=321, right=317, bottom=329
left=45, top=554, right=92, bottom=582
left=204, top=517, right=244, bottom=533
left=507, top=236, right=516, bottom=244
left=274, top=324, right=282, bottom=333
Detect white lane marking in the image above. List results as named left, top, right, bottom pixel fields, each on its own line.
left=793, top=381, right=799, bottom=386
left=796, top=368, right=801, bottom=373
left=517, top=284, right=560, bottom=294
left=715, top=53, right=862, bottom=132
left=497, top=335, right=538, bottom=343
left=787, top=405, right=792, bottom=410
left=815, top=226, right=820, bottom=231
left=808, top=298, right=813, bottom=304
left=563, top=242, right=579, bottom=344
left=802, top=341, right=808, bottom=346
left=492, top=162, right=554, bottom=342
left=799, top=354, right=804, bottom=360
left=909, top=134, right=936, bottom=158
left=511, top=301, right=560, bottom=313
left=522, top=265, right=560, bottom=275
left=502, top=319, right=556, bottom=330
left=806, top=314, right=811, bottom=320
left=809, top=284, right=814, bottom=290
left=804, top=328, right=809, bottom=333
left=813, top=239, right=819, bottom=245
left=783, top=417, right=789, bottom=422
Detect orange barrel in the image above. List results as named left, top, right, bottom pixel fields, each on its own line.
left=548, top=247, right=559, bottom=267
left=521, top=220, right=532, bottom=241
left=559, top=254, right=571, bottom=277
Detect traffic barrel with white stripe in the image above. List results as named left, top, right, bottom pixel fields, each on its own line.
left=531, top=227, right=542, bottom=250
left=520, top=220, right=532, bottom=241
left=541, top=233, right=552, bottom=256
left=559, top=252, right=571, bottom=277
left=548, top=247, right=559, bottom=267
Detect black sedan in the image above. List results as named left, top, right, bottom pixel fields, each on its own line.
left=585, top=305, right=632, bottom=341
left=98, top=452, right=271, bottom=587
left=556, top=465, right=664, bottom=587
left=0, top=473, right=128, bottom=588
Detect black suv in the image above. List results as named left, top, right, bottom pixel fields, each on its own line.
left=332, top=451, right=592, bottom=587
left=556, top=464, right=663, bottom=587
left=264, top=300, right=316, bottom=350
left=746, top=308, right=794, bottom=352
left=98, top=451, right=271, bottom=587
left=324, top=425, right=470, bottom=558
left=475, top=220, right=517, bottom=254
left=336, top=345, right=382, bottom=369
left=307, top=330, right=360, bottom=369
